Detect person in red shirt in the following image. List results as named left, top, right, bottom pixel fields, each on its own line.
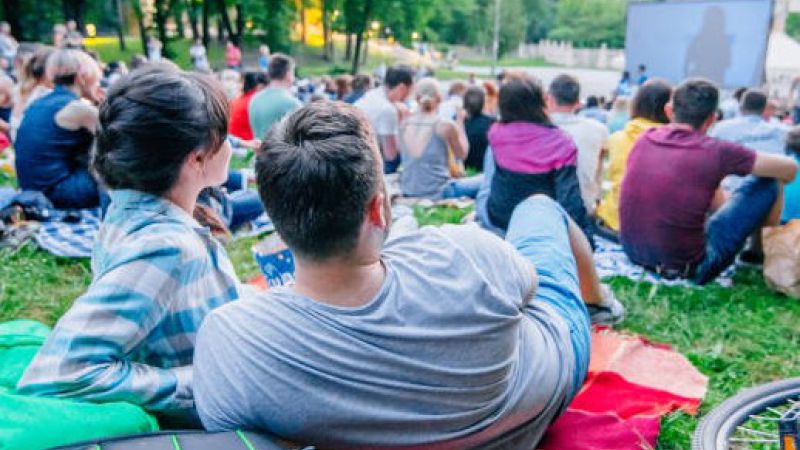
left=619, top=79, right=798, bottom=284
left=225, top=41, right=242, bottom=70
left=229, top=72, right=267, bottom=141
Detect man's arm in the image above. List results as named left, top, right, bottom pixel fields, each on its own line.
left=751, top=152, right=798, bottom=184
left=17, top=244, right=193, bottom=413
left=55, top=100, right=99, bottom=133
left=441, top=120, right=469, bottom=160
left=379, top=134, right=399, bottom=161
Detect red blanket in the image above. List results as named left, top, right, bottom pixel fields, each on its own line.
left=538, top=328, right=708, bottom=450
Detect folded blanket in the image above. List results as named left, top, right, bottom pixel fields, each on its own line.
left=539, top=327, right=708, bottom=450
left=0, top=320, right=159, bottom=450
left=593, top=236, right=735, bottom=287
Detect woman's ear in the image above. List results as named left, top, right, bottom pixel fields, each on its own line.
left=664, top=101, right=674, bottom=122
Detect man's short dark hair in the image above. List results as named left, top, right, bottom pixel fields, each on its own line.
left=384, top=64, right=414, bottom=89
left=352, top=74, right=372, bottom=91
left=268, top=53, right=294, bottom=81
left=256, top=102, right=380, bottom=261
left=463, top=86, right=485, bottom=118
left=672, top=78, right=719, bottom=129
left=638, top=64, right=646, bottom=72
left=243, top=71, right=268, bottom=93
left=585, top=95, right=599, bottom=108
left=631, top=79, right=672, bottom=124
left=740, top=89, right=768, bottom=116
left=549, top=74, right=580, bottom=106
left=94, top=65, right=229, bottom=196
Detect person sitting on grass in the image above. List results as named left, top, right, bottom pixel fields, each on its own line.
left=192, top=101, right=623, bottom=449
left=17, top=65, right=243, bottom=426
left=399, top=77, right=482, bottom=199
left=484, top=76, right=594, bottom=243
left=619, top=78, right=798, bottom=284
left=781, top=126, right=800, bottom=224
left=14, top=48, right=102, bottom=209
left=595, top=79, right=672, bottom=235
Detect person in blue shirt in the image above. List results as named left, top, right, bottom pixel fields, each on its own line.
left=637, top=64, right=648, bottom=86
left=782, top=127, right=800, bottom=223
left=710, top=88, right=789, bottom=192
left=18, top=64, right=243, bottom=427
left=14, top=48, right=102, bottom=209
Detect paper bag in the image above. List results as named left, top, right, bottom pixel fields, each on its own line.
left=763, top=220, right=800, bottom=298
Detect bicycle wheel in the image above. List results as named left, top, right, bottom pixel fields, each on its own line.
left=692, top=377, right=800, bottom=450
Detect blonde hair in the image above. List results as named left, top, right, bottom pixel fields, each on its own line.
left=415, top=77, right=441, bottom=113
left=46, top=49, right=100, bottom=86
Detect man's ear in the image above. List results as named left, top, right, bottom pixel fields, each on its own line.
left=367, top=192, right=388, bottom=229
left=664, top=102, right=674, bottom=122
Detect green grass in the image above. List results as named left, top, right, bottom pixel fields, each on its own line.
left=1, top=191, right=799, bottom=448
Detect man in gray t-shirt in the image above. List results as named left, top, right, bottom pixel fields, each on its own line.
left=194, top=101, right=613, bottom=449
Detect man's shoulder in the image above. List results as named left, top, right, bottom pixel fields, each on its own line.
left=385, top=224, right=509, bottom=270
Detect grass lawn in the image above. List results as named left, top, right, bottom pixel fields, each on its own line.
left=1, top=194, right=798, bottom=448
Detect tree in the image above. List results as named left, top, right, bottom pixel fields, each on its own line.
left=351, top=0, right=372, bottom=74
left=548, top=0, right=626, bottom=48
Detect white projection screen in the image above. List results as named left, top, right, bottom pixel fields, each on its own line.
left=625, top=0, right=773, bottom=89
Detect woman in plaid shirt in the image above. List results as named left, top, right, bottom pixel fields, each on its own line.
left=17, top=64, right=242, bottom=426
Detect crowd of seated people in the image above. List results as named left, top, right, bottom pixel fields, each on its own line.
left=6, top=34, right=800, bottom=450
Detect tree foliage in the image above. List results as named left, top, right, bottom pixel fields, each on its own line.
left=547, top=0, right=626, bottom=48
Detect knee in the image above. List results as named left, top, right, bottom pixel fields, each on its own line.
left=740, top=176, right=778, bottom=202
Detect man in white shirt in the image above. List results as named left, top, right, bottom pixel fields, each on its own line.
left=355, top=64, right=414, bottom=173
left=547, top=74, right=609, bottom=215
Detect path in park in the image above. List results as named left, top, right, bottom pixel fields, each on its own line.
left=457, top=64, right=622, bottom=99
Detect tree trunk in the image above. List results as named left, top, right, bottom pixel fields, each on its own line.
left=215, top=0, right=235, bottom=44
left=345, top=33, right=352, bottom=61
left=115, top=0, right=127, bottom=51
left=202, top=0, right=210, bottom=48
left=351, top=0, right=373, bottom=75
left=187, top=0, right=199, bottom=41
left=173, top=1, right=186, bottom=39
left=234, top=2, right=245, bottom=43
left=1, top=0, right=22, bottom=40
left=62, top=0, right=87, bottom=32
left=300, top=1, right=307, bottom=44
left=321, top=0, right=329, bottom=60
left=217, top=17, right=225, bottom=42
left=154, top=0, right=172, bottom=58
left=134, top=0, right=148, bottom=53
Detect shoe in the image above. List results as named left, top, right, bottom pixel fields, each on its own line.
left=738, top=249, right=764, bottom=266
left=586, top=284, right=625, bottom=326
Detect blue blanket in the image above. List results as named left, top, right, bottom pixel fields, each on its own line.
left=34, top=209, right=275, bottom=259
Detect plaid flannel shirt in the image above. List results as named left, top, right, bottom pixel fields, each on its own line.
left=17, top=190, right=241, bottom=414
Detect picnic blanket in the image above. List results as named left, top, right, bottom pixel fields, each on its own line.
left=33, top=208, right=275, bottom=258
left=593, top=236, right=736, bottom=287
left=539, top=327, right=708, bottom=450
left=0, top=320, right=159, bottom=450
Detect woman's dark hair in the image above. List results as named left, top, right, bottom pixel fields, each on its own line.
left=243, top=71, right=267, bottom=93
left=93, top=65, right=229, bottom=196
left=498, top=77, right=551, bottom=125
left=463, top=86, right=485, bottom=118
left=631, top=79, right=672, bottom=124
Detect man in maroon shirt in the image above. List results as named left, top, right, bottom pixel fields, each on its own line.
left=619, top=79, right=797, bottom=284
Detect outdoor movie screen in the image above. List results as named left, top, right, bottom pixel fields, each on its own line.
left=625, top=0, right=773, bottom=89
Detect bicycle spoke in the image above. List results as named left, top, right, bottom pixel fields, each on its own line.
left=729, top=438, right=779, bottom=444
left=747, top=414, right=781, bottom=421
left=735, top=427, right=777, bottom=438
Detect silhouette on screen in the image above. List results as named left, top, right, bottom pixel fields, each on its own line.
left=684, top=6, right=731, bottom=85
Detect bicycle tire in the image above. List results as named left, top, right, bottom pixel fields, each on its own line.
left=692, top=377, right=800, bottom=450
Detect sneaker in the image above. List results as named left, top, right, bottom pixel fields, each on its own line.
left=738, top=248, right=764, bottom=266
left=586, top=284, right=625, bottom=326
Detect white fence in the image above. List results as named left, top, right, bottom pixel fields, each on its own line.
left=516, top=40, right=625, bottom=70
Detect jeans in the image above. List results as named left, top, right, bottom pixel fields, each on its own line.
left=228, top=189, right=265, bottom=232
left=692, top=176, right=778, bottom=284
left=505, top=196, right=591, bottom=400
left=47, top=168, right=101, bottom=209
left=441, top=174, right=483, bottom=199
left=384, top=156, right=401, bottom=174
left=794, top=106, right=800, bottom=125
left=224, top=170, right=247, bottom=193
left=476, top=147, right=505, bottom=236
